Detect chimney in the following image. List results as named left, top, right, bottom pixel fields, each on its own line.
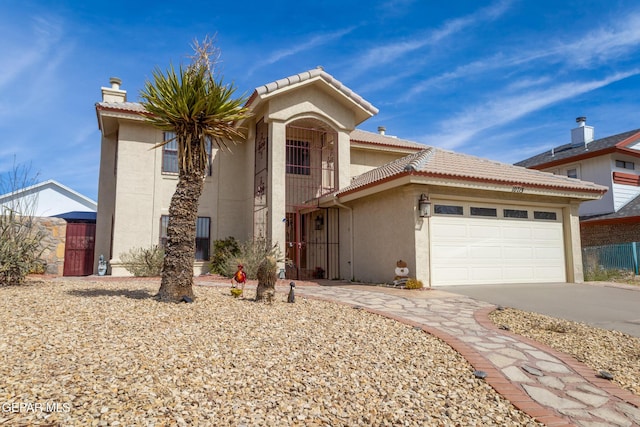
left=571, top=116, right=594, bottom=147
left=101, top=77, right=127, bottom=103
left=377, top=126, right=386, bottom=135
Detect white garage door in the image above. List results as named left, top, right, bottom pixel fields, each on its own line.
left=430, top=203, right=565, bottom=285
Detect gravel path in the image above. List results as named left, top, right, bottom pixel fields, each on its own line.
left=0, top=280, right=541, bottom=426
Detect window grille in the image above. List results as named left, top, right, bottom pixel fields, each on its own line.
left=160, top=215, right=210, bottom=260
left=286, top=140, right=310, bottom=175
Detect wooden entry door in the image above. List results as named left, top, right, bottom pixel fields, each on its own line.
left=63, top=223, right=96, bottom=276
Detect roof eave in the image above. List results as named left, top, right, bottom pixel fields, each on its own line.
left=333, top=171, right=605, bottom=203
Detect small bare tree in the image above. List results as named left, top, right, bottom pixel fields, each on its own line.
left=0, top=162, right=45, bottom=285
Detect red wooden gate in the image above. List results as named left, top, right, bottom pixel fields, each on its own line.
left=63, top=223, right=96, bottom=276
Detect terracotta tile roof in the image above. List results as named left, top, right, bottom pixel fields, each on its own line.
left=350, top=129, right=426, bottom=150
left=516, top=128, right=640, bottom=168
left=249, top=68, right=379, bottom=117
left=95, top=102, right=148, bottom=114
left=339, top=148, right=607, bottom=197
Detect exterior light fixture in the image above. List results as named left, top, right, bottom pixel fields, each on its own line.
left=418, top=194, right=431, bottom=218
left=315, top=215, right=324, bottom=230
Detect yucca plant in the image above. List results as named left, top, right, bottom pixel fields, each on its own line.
left=140, top=37, right=251, bottom=302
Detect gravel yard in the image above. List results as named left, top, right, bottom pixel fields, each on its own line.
left=0, top=280, right=542, bottom=426
left=490, top=307, right=640, bottom=398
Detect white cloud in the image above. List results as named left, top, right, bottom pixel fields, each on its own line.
left=421, top=70, right=640, bottom=149
left=0, top=15, right=63, bottom=89
left=348, top=0, right=513, bottom=77
left=403, top=10, right=640, bottom=100
left=248, top=27, right=355, bottom=74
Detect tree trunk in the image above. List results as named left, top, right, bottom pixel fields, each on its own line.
left=255, top=255, right=277, bottom=302
left=158, top=167, right=204, bottom=302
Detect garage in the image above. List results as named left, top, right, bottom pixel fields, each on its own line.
left=430, top=201, right=565, bottom=285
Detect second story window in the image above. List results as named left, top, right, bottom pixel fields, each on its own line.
left=286, top=140, right=310, bottom=175
left=162, top=132, right=212, bottom=176
left=616, top=160, right=635, bottom=170
left=162, top=136, right=179, bottom=173
left=567, top=168, right=578, bottom=179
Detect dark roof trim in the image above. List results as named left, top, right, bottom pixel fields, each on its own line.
left=527, top=145, right=640, bottom=170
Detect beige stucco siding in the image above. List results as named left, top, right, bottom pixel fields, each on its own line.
left=350, top=148, right=407, bottom=178
left=350, top=188, right=418, bottom=284
left=94, top=132, right=117, bottom=269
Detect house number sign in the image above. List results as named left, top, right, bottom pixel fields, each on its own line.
left=512, top=186, right=524, bottom=193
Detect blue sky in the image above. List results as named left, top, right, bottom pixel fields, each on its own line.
left=2, top=0, right=640, bottom=201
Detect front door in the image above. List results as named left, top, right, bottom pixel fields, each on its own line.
left=63, top=223, right=96, bottom=276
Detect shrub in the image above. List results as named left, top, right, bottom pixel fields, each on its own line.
left=0, top=212, right=45, bottom=285
left=119, top=245, right=164, bottom=277
left=221, top=237, right=281, bottom=280
left=0, top=162, right=45, bottom=286
left=209, top=236, right=240, bottom=275
left=584, top=266, right=628, bottom=282
left=405, top=278, right=424, bottom=289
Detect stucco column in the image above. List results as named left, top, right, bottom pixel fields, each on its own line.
left=336, top=131, right=351, bottom=189
left=413, top=192, right=431, bottom=286
left=268, top=120, right=287, bottom=256
left=563, top=201, right=584, bottom=283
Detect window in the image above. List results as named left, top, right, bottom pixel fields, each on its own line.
left=434, top=204, right=464, bottom=215
left=470, top=207, right=497, bottom=217
left=567, top=168, right=578, bottom=178
left=616, top=160, right=635, bottom=170
left=162, top=132, right=212, bottom=175
left=286, top=140, right=310, bottom=175
left=160, top=215, right=211, bottom=260
left=162, top=135, right=178, bottom=173
left=504, top=209, right=528, bottom=219
left=534, top=211, right=557, bottom=220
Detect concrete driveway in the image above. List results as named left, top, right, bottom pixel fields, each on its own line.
left=438, top=282, right=640, bottom=338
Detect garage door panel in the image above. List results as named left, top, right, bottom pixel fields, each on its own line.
left=504, top=226, right=532, bottom=239
left=471, top=267, right=504, bottom=280
left=431, top=212, right=565, bottom=285
left=469, top=225, right=501, bottom=238
left=503, top=247, right=534, bottom=260
left=533, top=226, right=562, bottom=240
left=432, top=244, right=469, bottom=260
left=535, top=247, right=564, bottom=260
left=432, top=268, right=468, bottom=282
left=469, top=245, right=501, bottom=259
left=503, top=266, right=535, bottom=280
left=432, top=223, right=467, bottom=238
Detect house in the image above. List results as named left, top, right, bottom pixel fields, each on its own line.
left=0, top=179, right=97, bottom=217
left=515, top=118, right=640, bottom=246
left=0, top=180, right=97, bottom=276
left=94, top=69, right=606, bottom=286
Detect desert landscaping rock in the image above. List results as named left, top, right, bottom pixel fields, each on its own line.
left=0, top=280, right=543, bottom=426
left=490, top=307, right=640, bottom=397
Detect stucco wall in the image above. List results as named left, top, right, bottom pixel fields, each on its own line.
left=350, top=188, right=418, bottom=284
left=349, top=148, right=406, bottom=178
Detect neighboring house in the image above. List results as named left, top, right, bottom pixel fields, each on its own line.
left=95, top=69, right=606, bottom=286
left=0, top=180, right=97, bottom=276
left=515, top=118, right=640, bottom=246
left=0, top=179, right=97, bottom=217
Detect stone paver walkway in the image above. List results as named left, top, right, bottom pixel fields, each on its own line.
left=296, top=284, right=640, bottom=427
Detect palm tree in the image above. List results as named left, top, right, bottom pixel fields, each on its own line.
left=140, top=38, right=250, bottom=302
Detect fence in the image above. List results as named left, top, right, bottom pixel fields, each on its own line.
left=582, top=242, right=639, bottom=275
